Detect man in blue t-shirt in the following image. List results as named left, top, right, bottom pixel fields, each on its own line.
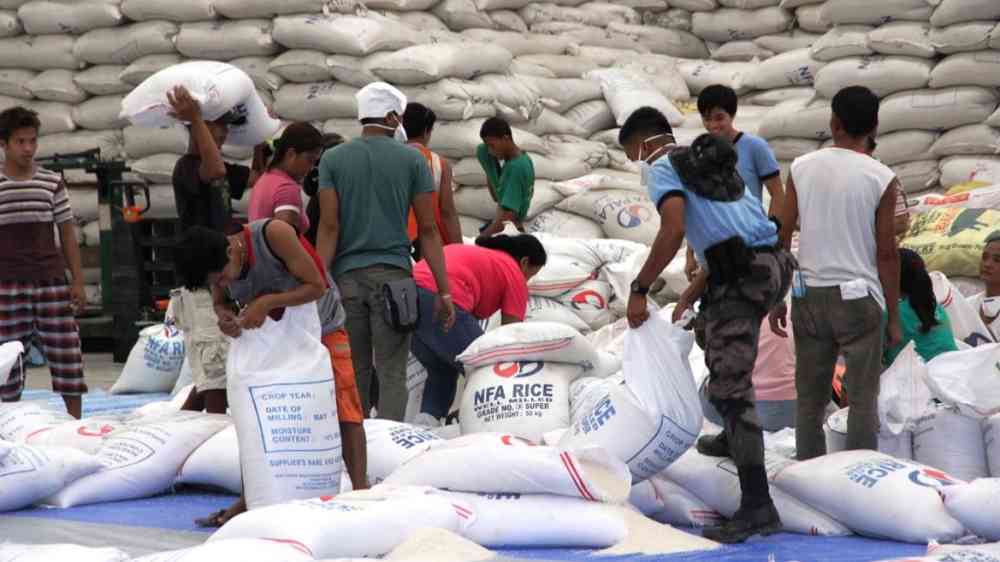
left=622, top=107, right=795, bottom=545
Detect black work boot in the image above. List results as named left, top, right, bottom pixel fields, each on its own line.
left=703, top=501, right=782, bottom=544
left=696, top=431, right=730, bottom=458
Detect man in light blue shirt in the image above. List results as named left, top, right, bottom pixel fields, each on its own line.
left=623, top=107, right=795, bottom=545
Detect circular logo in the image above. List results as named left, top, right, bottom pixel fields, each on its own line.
left=617, top=204, right=652, bottom=228
left=571, top=290, right=606, bottom=311
left=492, top=361, right=545, bottom=379
left=77, top=424, right=115, bottom=438
left=908, top=468, right=960, bottom=489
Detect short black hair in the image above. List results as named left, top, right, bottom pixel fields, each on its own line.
left=403, top=102, right=436, bottom=140
left=832, top=86, right=880, bottom=138
left=618, top=106, right=673, bottom=147
left=0, top=106, right=40, bottom=142
left=174, top=226, right=229, bottom=290
left=480, top=117, right=512, bottom=140
left=987, top=231, right=1000, bottom=245
left=697, top=85, right=738, bottom=118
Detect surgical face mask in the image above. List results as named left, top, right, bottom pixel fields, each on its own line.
left=634, top=134, right=675, bottom=187
left=983, top=297, right=1000, bottom=319
left=370, top=114, right=407, bottom=143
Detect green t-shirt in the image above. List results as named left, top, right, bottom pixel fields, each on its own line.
left=318, top=136, right=434, bottom=278
left=476, top=144, right=535, bottom=221
left=885, top=299, right=959, bottom=365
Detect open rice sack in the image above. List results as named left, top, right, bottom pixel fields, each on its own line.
left=925, top=343, right=1000, bottom=418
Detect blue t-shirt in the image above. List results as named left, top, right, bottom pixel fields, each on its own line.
left=647, top=156, right=778, bottom=262
left=734, top=132, right=781, bottom=202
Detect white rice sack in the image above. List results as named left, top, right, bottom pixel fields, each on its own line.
left=213, top=0, right=327, bottom=18
left=371, top=43, right=511, bottom=85
left=0, top=35, right=82, bottom=70
left=0, top=9, right=18, bottom=37
left=119, top=54, right=184, bottom=86
left=26, top=69, right=87, bottom=104
left=815, top=56, right=933, bottom=99
left=556, top=189, right=658, bottom=245
left=210, top=487, right=469, bottom=559
left=525, top=297, right=591, bottom=333
left=795, top=3, right=832, bottom=33
left=604, top=23, right=709, bottom=59
left=363, top=419, right=441, bottom=484
left=823, top=0, right=931, bottom=25
left=770, top=138, right=822, bottom=161
left=712, top=40, right=775, bottom=62
left=672, top=0, right=718, bottom=10
left=269, top=50, right=333, bottom=83
left=0, top=400, right=72, bottom=443
left=892, top=160, right=940, bottom=194
left=0, top=69, right=35, bottom=99
left=175, top=20, right=279, bottom=61
left=666, top=450, right=853, bottom=536
left=869, top=22, right=934, bottom=58
left=109, top=323, right=185, bottom=394
left=556, top=280, right=614, bottom=331
left=759, top=97, right=832, bottom=140
left=629, top=475, right=724, bottom=527
left=931, top=125, right=1000, bottom=158
left=810, top=25, right=874, bottom=62
left=72, top=95, right=128, bottom=131
left=23, top=418, right=124, bottom=455
left=384, top=433, right=632, bottom=503
left=585, top=68, right=683, bottom=128
left=275, top=82, right=357, bottom=122
left=744, top=86, right=817, bottom=106
left=773, top=450, right=966, bottom=543
left=46, top=412, right=230, bottom=508
left=120, top=0, right=216, bottom=22
left=439, top=491, right=628, bottom=548
left=0, top=543, right=129, bottom=562
left=128, top=539, right=313, bottom=562
left=272, top=13, right=420, bottom=56
left=175, top=423, right=241, bottom=494
left=691, top=6, right=792, bottom=42
left=461, top=29, right=571, bottom=56
left=73, top=21, right=178, bottom=66
left=18, top=1, right=122, bottom=35
left=878, top=87, right=999, bottom=135
left=940, top=156, right=1000, bottom=188
left=930, top=0, right=1000, bottom=28
left=872, top=130, right=937, bottom=166
left=124, top=124, right=188, bottom=158
left=929, top=21, right=995, bottom=56
left=527, top=209, right=605, bottom=240
left=517, top=75, right=603, bottom=112
left=616, top=56, right=691, bottom=101
left=458, top=320, right=598, bottom=370
left=912, top=402, right=989, bottom=482
left=930, top=52, right=1000, bottom=89
left=0, top=444, right=102, bottom=511
left=754, top=30, right=824, bottom=54
left=230, top=56, right=284, bottom=92
left=429, top=118, right=547, bottom=159
left=676, top=59, right=755, bottom=95
left=925, top=344, right=1000, bottom=418
left=940, top=479, right=1000, bottom=542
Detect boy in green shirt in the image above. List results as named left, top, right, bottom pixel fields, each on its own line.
left=476, top=117, right=534, bottom=236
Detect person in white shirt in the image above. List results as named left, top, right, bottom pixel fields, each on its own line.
left=970, top=232, right=1000, bottom=342
left=770, top=86, right=902, bottom=461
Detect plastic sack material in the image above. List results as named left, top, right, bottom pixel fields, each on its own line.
left=0, top=444, right=102, bottom=512
left=226, top=302, right=342, bottom=510
left=120, top=61, right=280, bottom=146
left=0, top=543, right=130, bottom=562
left=925, top=343, right=1000, bottom=418
left=383, top=432, right=632, bottom=504
left=109, top=323, right=185, bottom=394
left=941, top=479, right=1000, bottom=541
left=363, top=419, right=442, bottom=485
left=912, top=402, right=989, bottom=482
left=0, top=401, right=72, bottom=443
left=931, top=271, right=994, bottom=347
left=458, top=321, right=599, bottom=371
left=628, top=475, right=724, bottom=528
left=559, top=312, right=701, bottom=482
left=878, top=343, right=932, bottom=436
left=175, top=423, right=241, bottom=494
left=24, top=417, right=124, bottom=455
left=128, top=539, right=314, bottom=562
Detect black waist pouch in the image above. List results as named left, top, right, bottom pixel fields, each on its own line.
left=382, top=277, right=420, bottom=332
left=705, top=236, right=754, bottom=286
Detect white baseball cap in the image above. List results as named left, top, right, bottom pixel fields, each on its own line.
left=356, top=82, right=407, bottom=121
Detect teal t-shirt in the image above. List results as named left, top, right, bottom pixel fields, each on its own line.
left=318, top=136, right=434, bottom=278
left=476, top=144, right=534, bottom=221
left=885, top=299, right=959, bottom=365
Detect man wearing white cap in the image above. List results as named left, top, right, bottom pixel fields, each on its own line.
left=316, top=82, right=455, bottom=421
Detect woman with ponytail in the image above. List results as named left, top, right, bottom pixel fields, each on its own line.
left=410, top=233, right=547, bottom=421
left=885, top=249, right=958, bottom=364
left=247, top=122, right=324, bottom=233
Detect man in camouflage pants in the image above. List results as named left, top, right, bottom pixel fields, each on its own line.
left=621, top=107, right=795, bottom=544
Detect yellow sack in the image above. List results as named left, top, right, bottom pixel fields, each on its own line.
left=902, top=208, right=1000, bottom=277
left=946, top=181, right=991, bottom=196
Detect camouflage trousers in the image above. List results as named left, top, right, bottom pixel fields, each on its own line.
left=695, top=248, right=796, bottom=468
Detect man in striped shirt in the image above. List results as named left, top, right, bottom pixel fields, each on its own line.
left=0, top=106, right=86, bottom=418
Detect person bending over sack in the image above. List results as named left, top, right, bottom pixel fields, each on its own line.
left=413, top=234, right=547, bottom=422
left=622, top=106, right=795, bottom=543
left=971, top=232, right=1000, bottom=343
left=175, top=219, right=369, bottom=528
left=884, top=249, right=958, bottom=364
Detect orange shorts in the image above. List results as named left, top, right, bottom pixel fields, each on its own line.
left=321, top=329, right=364, bottom=424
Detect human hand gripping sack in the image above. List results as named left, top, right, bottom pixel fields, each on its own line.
left=238, top=299, right=271, bottom=330
left=166, top=85, right=202, bottom=123
left=216, top=307, right=242, bottom=338
left=627, top=292, right=650, bottom=329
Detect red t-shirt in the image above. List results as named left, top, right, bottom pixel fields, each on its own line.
left=248, top=168, right=308, bottom=233
left=413, top=244, right=528, bottom=320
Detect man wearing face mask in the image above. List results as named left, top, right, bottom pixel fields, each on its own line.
left=315, top=82, right=455, bottom=421
left=622, top=107, right=795, bottom=544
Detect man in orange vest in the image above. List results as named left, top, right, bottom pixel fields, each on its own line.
left=403, top=103, right=462, bottom=259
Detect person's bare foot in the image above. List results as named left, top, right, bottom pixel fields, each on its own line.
left=194, top=496, right=246, bottom=527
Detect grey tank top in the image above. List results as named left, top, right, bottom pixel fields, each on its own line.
left=228, top=219, right=345, bottom=335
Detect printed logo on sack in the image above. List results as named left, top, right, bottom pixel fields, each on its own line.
left=162, top=324, right=180, bottom=339
left=617, top=204, right=652, bottom=228
left=571, top=290, right=606, bottom=310
left=77, top=424, right=114, bottom=438
left=908, top=467, right=960, bottom=489
left=492, top=361, right=544, bottom=379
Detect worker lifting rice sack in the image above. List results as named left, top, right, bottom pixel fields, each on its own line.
left=120, top=60, right=280, bottom=146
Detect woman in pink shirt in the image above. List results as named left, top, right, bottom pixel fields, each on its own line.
left=247, top=122, right=324, bottom=232
left=411, top=234, right=547, bottom=421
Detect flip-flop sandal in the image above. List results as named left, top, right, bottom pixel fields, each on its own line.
left=194, top=509, right=228, bottom=528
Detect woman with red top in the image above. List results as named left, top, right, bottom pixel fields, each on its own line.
left=247, top=122, right=324, bottom=233
left=412, top=234, right=547, bottom=421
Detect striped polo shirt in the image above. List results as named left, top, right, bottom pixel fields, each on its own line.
left=0, top=166, right=75, bottom=281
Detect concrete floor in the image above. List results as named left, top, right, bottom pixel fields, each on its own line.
left=24, top=353, right=122, bottom=392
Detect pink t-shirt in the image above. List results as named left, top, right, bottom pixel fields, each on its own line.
left=751, top=310, right=796, bottom=401
left=413, top=244, right=529, bottom=320
left=248, top=168, right=308, bottom=233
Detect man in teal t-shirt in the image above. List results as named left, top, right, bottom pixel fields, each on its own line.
left=476, top=117, right=534, bottom=236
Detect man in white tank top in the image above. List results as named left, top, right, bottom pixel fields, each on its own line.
left=771, top=86, right=903, bottom=461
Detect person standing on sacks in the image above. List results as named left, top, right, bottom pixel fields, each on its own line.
left=315, top=82, right=455, bottom=421
left=770, top=86, right=902, bottom=461
left=167, top=85, right=266, bottom=415
left=622, top=106, right=795, bottom=543
left=477, top=117, right=535, bottom=237
left=412, top=234, right=547, bottom=422
left=245, top=121, right=369, bottom=498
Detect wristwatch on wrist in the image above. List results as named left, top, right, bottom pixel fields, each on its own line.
left=630, top=279, right=649, bottom=296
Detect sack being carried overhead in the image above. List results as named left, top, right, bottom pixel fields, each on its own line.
left=120, top=60, right=281, bottom=146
